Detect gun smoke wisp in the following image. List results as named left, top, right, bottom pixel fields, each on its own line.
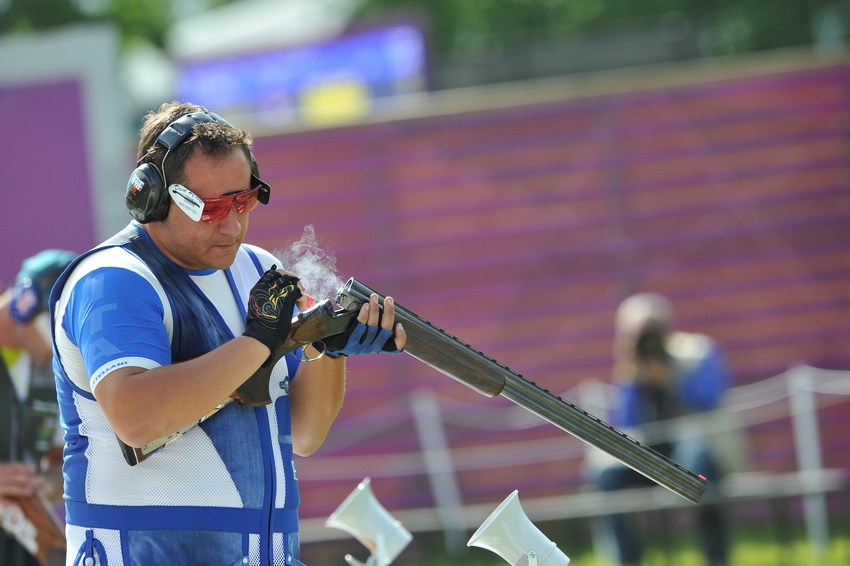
left=274, top=225, right=344, bottom=302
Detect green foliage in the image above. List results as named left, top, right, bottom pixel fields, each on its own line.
left=403, top=518, right=850, bottom=566
left=0, top=0, right=230, bottom=48
left=0, top=0, right=844, bottom=58
left=352, top=0, right=843, bottom=58
left=0, top=0, right=83, bottom=34
left=103, top=0, right=174, bottom=49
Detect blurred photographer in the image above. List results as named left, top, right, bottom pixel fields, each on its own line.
left=593, top=292, right=731, bottom=566
left=0, top=249, right=75, bottom=566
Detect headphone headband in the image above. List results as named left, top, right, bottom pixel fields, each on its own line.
left=157, top=111, right=231, bottom=152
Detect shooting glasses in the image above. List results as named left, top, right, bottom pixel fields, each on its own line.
left=169, top=184, right=262, bottom=223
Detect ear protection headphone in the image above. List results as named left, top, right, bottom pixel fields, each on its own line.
left=125, top=111, right=269, bottom=224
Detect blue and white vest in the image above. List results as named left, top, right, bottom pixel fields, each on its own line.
left=50, top=223, right=304, bottom=565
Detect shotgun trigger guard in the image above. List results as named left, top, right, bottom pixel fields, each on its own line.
left=299, top=343, right=327, bottom=362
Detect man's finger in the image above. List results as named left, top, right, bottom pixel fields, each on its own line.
left=366, top=294, right=381, bottom=327
left=381, top=297, right=396, bottom=331
left=0, top=472, right=38, bottom=498
left=393, top=322, right=407, bottom=351
left=357, top=302, right=369, bottom=325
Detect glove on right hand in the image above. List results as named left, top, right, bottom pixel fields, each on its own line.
left=243, top=266, right=302, bottom=355
left=320, top=322, right=398, bottom=358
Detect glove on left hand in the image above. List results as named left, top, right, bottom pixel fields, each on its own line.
left=243, top=266, right=302, bottom=356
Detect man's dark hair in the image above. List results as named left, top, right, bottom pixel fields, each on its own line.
left=136, top=101, right=254, bottom=187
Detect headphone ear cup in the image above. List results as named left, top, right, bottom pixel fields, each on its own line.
left=126, top=163, right=170, bottom=223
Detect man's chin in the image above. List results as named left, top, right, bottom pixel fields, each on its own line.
left=208, top=244, right=240, bottom=269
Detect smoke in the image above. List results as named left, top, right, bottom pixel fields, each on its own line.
left=273, top=225, right=344, bottom=302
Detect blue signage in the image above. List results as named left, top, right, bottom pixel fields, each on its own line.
left=176, top=23, right=428, bottom=125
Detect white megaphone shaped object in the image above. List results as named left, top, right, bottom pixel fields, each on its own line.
left=468, top=490, right=570, bottom=566
left=325, top=477, right=413, bottom=566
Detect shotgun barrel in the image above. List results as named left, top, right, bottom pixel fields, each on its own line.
left=336, top=277, right=708, bottom=505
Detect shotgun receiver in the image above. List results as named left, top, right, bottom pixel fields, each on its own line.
left=334, top=278, right=708, bottom=505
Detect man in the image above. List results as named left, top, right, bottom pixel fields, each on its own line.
left=0, top=249, right=75, bottom=565
left=50, top=102, right=406, bottom=565
left=593, top=292, right=730, bottom=566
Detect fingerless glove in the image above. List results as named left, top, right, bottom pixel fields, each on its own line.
left=319, top=321, right=400, bottom=358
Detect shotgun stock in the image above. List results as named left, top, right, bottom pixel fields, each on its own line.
left=335, top=278, right=708, bottom=505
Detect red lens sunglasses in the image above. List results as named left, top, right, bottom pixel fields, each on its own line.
left=199, top=186, right=262, bottom=223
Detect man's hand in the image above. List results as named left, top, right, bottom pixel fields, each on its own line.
left=320, top=293, right=407, bottom=357
left=0, top=462, right=40, bottom=505
left=243, top=266, right=303, bottom=355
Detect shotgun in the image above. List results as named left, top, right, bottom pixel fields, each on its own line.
left=121, top=278, right=709, bottom=506
left=334, top=278, right=708, bottom=505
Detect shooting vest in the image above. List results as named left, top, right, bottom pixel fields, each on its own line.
left=50, top=223, right=301, bottom=565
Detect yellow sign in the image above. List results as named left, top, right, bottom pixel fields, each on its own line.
left=300, top=79, right=370, bottom=126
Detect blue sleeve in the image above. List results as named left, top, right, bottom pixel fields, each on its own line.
left=677, top=344, right=730, bottom=411
left=611, top=383, right=641, bottom=428
left=63, top=266, right=172, bottom=384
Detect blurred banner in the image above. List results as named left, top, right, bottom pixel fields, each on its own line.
left=176, top=22, right=429, bottom=128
